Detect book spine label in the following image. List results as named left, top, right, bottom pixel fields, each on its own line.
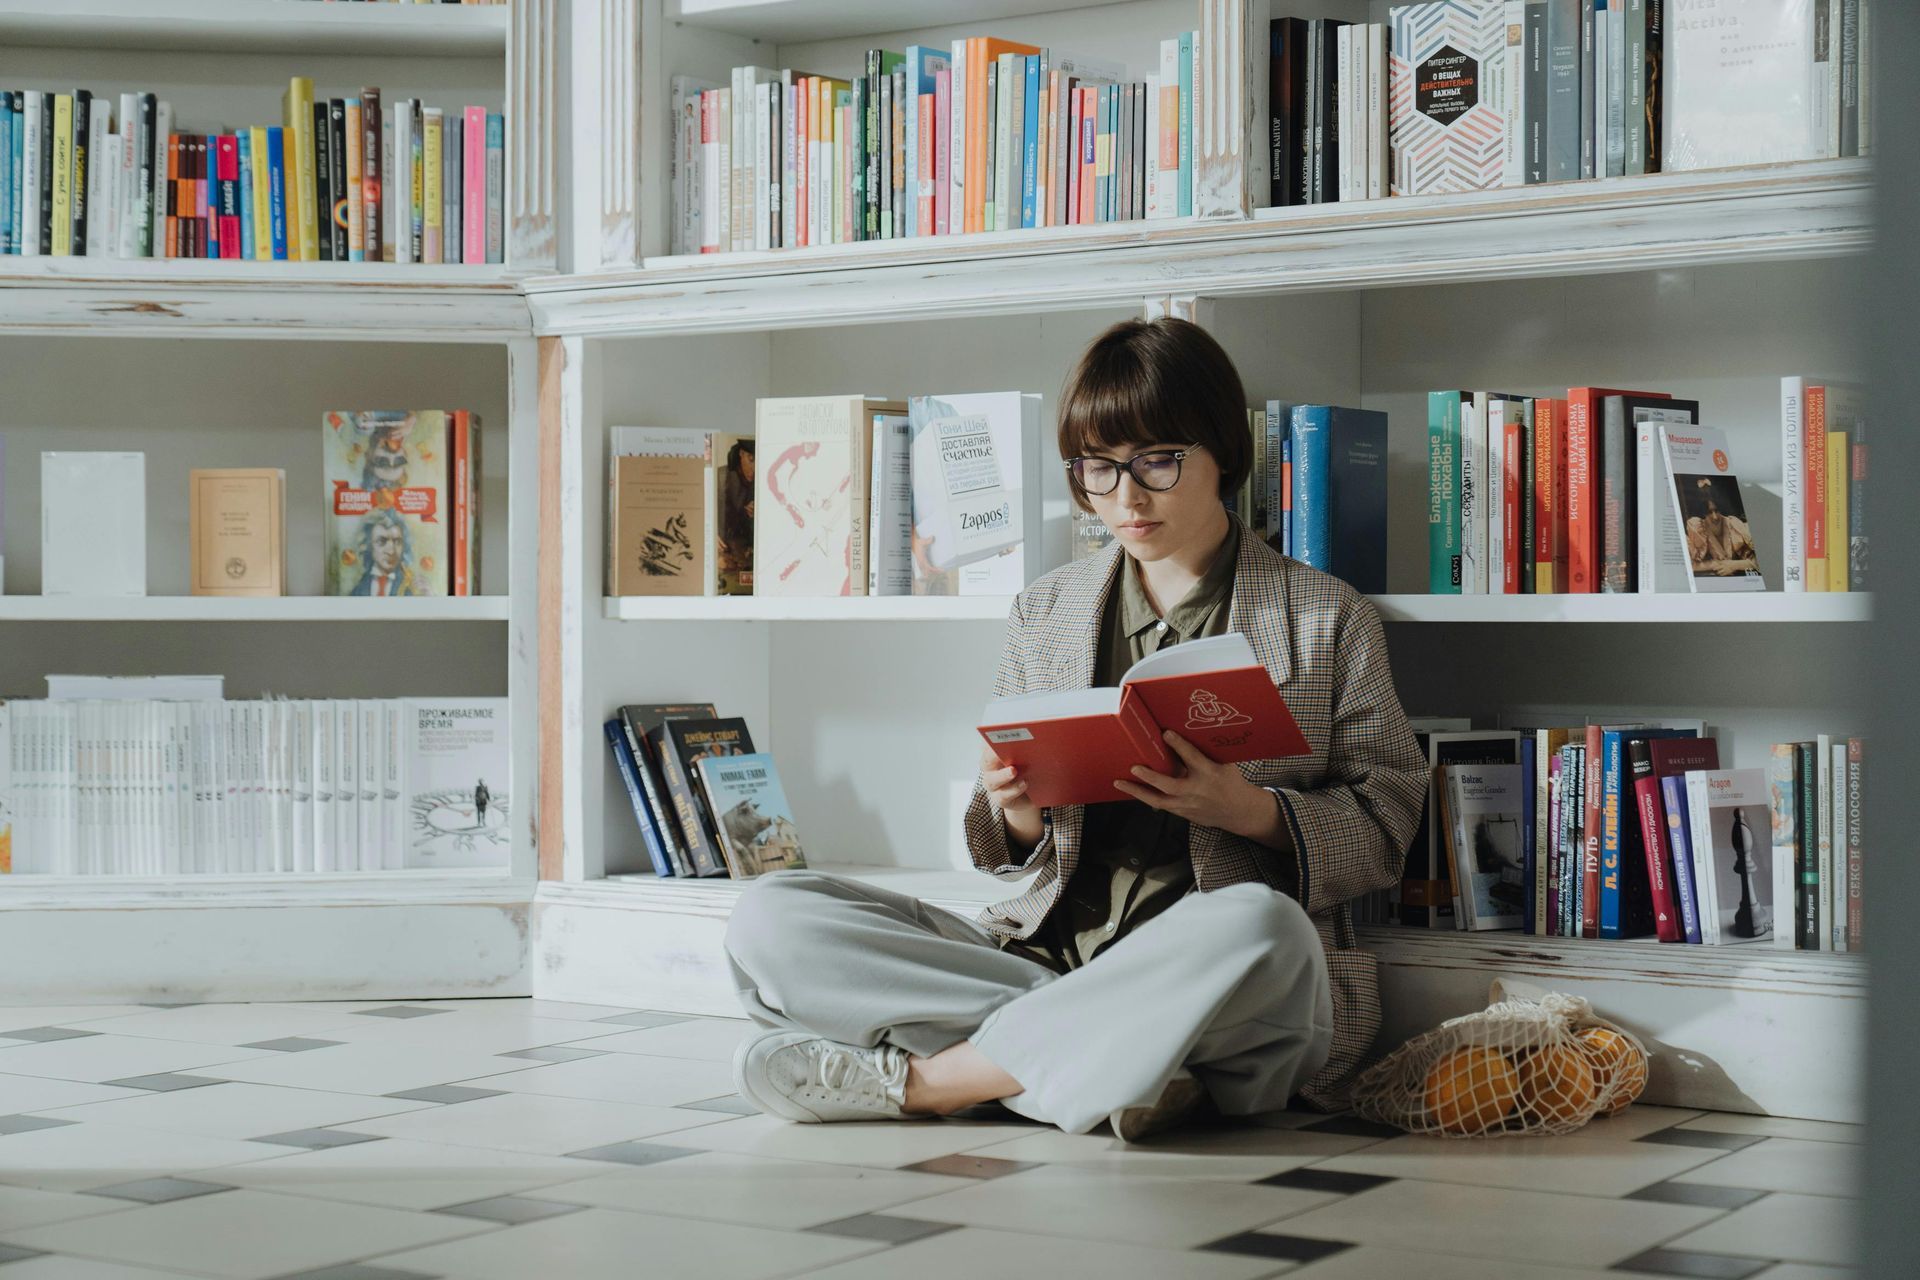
left=1566, top=394, right=1595, bottom=591
left=1598, top=731, right=1623, bottom=938
left=1846, top=737, right=1863, bottom=949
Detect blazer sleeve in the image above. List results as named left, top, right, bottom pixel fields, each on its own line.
left=1267, top=593, right=1426, bottom=918
left=963, top=591, right=1060, bottom=880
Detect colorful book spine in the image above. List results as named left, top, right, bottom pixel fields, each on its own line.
left=421, top=107, right=443, bottom=264
left=408, top=101, right=424, bottom=261
left=1428, top=391, right=1463, bottom=593
left=344, top=100, right=364, bottom=261
left=0, top=92, right=12, bottom=254
left=450, top=410, right=471, bottom=597
left=217, top=134, right=241, bottom=260
left=604, top=720, right=674, bottom=879
left=247, top=127, right=271, bottom=261
left=50, top=93, right=71, bottom=255
left=266, top=127, right=288, bottom=260
left=69, top=90, right=89, bottom=257
left=1796, top=740, right=1818, bottom=949
left=1805, top=384, right=1829, bottom=591
left=463, top=105, right=486, bottom=264
left=327, top=99, right=348, bottom=261
left=361, top=88, right=382, bottom=264
left=1660, top=772, right=1704, bottom=944
left=485, top=112, right=504, bottom=264
left=284, top=77, right=315, bottom=260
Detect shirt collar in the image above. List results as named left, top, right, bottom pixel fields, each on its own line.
left=1119, top=523, right=1240, bottom=641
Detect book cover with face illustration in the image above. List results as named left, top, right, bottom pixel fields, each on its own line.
left=324, top=410, right=449, bottom=597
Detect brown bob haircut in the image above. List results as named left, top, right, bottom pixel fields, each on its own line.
left=1056, top=316, right=1251, bottom=512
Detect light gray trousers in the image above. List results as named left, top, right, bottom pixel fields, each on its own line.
left=723, top=869, right=1334, bottom=1135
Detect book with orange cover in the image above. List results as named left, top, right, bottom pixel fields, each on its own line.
left=977, top=633, right=1309, bottom=807
left=965, top=37, right=1041, bottom=233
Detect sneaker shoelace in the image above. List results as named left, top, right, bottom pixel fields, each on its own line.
left=803, top=1041, right=905, bottom=1108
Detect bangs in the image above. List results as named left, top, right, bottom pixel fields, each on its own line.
left=1056, top=355, right=1179, bottom=460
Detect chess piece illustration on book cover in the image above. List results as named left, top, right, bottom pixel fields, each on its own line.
left=325, top=409, right=454, bottom=597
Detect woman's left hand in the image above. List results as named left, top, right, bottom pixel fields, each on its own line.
left=1112, top=731, right=1285, bottom=844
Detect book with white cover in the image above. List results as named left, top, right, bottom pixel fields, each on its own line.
left=1663, top=0, right=1821, bottom=170
left=42, top=453, right=145, bottom=597
left=754, top=396, right=905, bottom=597
left=1658, top=424, right=1766, bottom=592
left=1444, top=763, right=1528, bottom=931
left=1635, top=404, right=1698, bottom=593
left=313, top=703, right=335, bottom=873
left=907, top=390, right=1042, bottom=596
left=1684, top=767, right=1776, bottom=946
left=46, top=675, right=223, bottom=701
left=1, top=701, right=14, bottom=874
left=867, top=414, right=914, bottom=596
left=400, top=698, right=509, bottom=869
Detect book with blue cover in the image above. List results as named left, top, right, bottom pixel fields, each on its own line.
left=696, top=751, right=808, bottom=880
left=1289, top=404, right=1388, bottom=594
left=605, top=718, right=674, bottom=878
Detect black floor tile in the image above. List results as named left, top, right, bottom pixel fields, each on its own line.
left=0, top=1115, right=80, bottom=1136
left=1637, top=1129, right=1766, bottom=1152
left=1199, top=1232, right=1353, bottom=1263
left=383, top=1085, right=506, bottom=1105
left=1256, top=1167, right=1396, bottom=1195
left=429, top=1196, right=587, bottom=1225
left=351, top=1007, right=452, bottom=1020
left=240, top=1037, right=346, bottom=1053
left=1611, top=1247, right=1774, bottom=1278
left=1625, top=1182, right=1770, bottom=1211
left=249, top=1128, right=386, bottom=1149
left=0, top=1027, right=102, bottom=1043
left=0, top=1244, right=50, bottom=1264
left=99, top=1073, right=229, bottom=1092
left=675, top=1095, right=759, bottom=1116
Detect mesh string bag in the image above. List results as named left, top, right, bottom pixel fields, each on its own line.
left=1349, top=979, right=1651, bottom=1137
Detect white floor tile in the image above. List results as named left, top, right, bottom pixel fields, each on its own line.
left=393, top=998, right=641, bottom=1019
left=369, top=1206, right=883, bottom=1280
left=0, top=1257, right=214, bottom=1280
left=1751, top=1265, right=1861, bottom=1280
left=193, top=1042, right=553, bottom=1097
left=1312, top=1132, right=1726, bottom=1197
left=0, top=1007, right=155, bottom=1030
left=194, top=1136, right=597, bottom=1211
left=0, top=1035, right=270, bottom=1085
left=891, top=1164, right=1338, bottom=1248
left=957, top=1125, right=1378, bottom=1181
left=575, top=1017, right=753, bottom=1062
left=521, top=1151, right=975, bottom=1230
left=1561, top=1105, right=1705, bottom=1142
left=314, top=1013, right=639, bottom=1057
left=334, top=1090, right=728, bottom=1155
left=28, top=1083, right=437, bottom=1141
left=1668, top=1193, right=1862, bottom=1266
left=0, top=1074, right=147, bottom=1112
left=0, top=1121, right=282, bottom=1193
left=5, top=1188, right=495, bottom=1280
left=1272, top=1178, right=1721, bottom=1268
left=795, top=1225, right=1285, bottom=1280
left=1674, top=1138, right=1864, bottom=1199
left=459, top=1051, right=738, bottom=1108
left=662, top=1112, right=1048, bottom=1168
left=1677, top=1113, right=1865, bottom=1145
left=64, top=1005, right=372, bottom=1048
left=0, top=1185, right=141, bottom=1232
left=1285, top=1245, right=1618, bottom=1279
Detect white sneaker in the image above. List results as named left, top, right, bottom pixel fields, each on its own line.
left=732, top=1029, right=913, bottom=1124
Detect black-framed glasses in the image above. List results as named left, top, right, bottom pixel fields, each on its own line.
left=1064, top=444, right=1204, bottom=496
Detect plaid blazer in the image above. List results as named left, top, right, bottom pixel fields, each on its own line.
left=964, top=522, right=1427, bottom=1108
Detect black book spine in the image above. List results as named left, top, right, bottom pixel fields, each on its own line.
left=1306, top=20, right=1322, bottom=203
left=136, top=94, right=156, bottom=258
left=360, top=88, right=382, bottom=262
left=70, top=88, right=90, bottom=255
left=1620, top=738, right=1658, bottom=938
left=652, top=725, right=727, bottom=878
left=1838, top=0, right=1860, bottom=158
left=37, top=92, right=54, bottom=251
left=1526, top=2, right=1548, bottom=182
left=864, top=51, right=881, bottom=240
left=1796, top=741, right=1817, bottom=949
left=328, top=99, right=348, bottom=260
left=312, top=101, right=333, bottom=260
left=620, top=716, right=692, bottom=877
left=1644, top=0, right=1663, bottom=173
left=1520, top=398, right=1537, bottom=594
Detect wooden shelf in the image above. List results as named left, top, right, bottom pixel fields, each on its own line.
left=0, top=597, right=512, bottom=623
left=603, top=595, right=1011, bottom=623
left=0, top=870, right=528, bottom=911
left=0, top=259, right=531, bottom=340
left=1371, top=593, right=1872, bottom=624
left=526, top=159, right=1871, bottom=339
left=0, top=0, right=508, bottom=58
left=666, top=0, right=1116, bottom=43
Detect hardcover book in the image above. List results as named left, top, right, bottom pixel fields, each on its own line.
left=1443, top=762, right=1527, bottom=930
left=1424, top=730, right=1521, bottom=928
left=714, top=433, right=755, bottom=595
left=907, top=390, right=1041, bottom=595
left=1599, top=394, right=1696, bottom=592
left=42, top=452, right=145, bottom=597
left=619, top=702, right=718, bottom=879
left=1290, top=404, right=1388, bottom=594
left=755, top=395, right=906, bottom=596
left=189, top=469, right=286, bottom=598
left=609, top=453, right=709, bottom=598
left=1388, top=0, right=1509, bottom=195
left=654, top=716, right=758, bottom=877
left=323, top=410, right=450, bottom=597
left=605, top=719, right=674, bottom=878
left=867, top=415, right=914, bottom=596
left=1687, top=767, right=1776, bottom=946
left=697, top=751, right=809, bottom=879
left=1648, top=736, right=1719, bottom=945
left=1663, top=0, right=1820, bottom=170
left=1658, top=424, right=1765, bottom=592
left=978, top=632, right=1310, bottom=808
left=399, top=698, right=508, bottom=869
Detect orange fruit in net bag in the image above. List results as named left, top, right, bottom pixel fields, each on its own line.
left=1577, top=1025, right=1648, bottom=1114
left=1516, top=1043, right=1599, bottom=1126
left=1423, top=1047, right=1520, bottom=1135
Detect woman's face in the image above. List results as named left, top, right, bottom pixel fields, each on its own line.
left=1079, top=440, right=1227, bottom=563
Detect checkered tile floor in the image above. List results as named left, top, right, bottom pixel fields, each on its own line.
left=0, top=999, right=1861, bottom=1279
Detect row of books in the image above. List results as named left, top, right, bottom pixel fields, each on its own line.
left=603, top=703, right=808, bottom=882
left=1781, top=377, right=1868, bottom=592
left=1412, top=721, right=1864, bottom=953
left=0, top=687, right=509, bottom=877
left=0, top=82, right=505, bottom=264
left=669, top=20, right=1233, bottom=256
left=0, top=413, right=481, bottom=599
left=608, top=392, right=1042, bottom=601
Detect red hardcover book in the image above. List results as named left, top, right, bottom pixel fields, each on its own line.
left=1502, top=410, right=1523, bottom=594
left=1644, top=737, right=1720, bottom=943
left=450, top=410, right=471, bottom=597
left=1805, top=384, right=1829, bottom=590
left=978, top=633, right=1309, bottom=808
left=216, top=134, right=242, bottom=259
left=1582, top=722, right=1605, bottom=937
left=1533, top=398, right=1564, bottom=592
left=1566, top=388, right=1666, bottom=593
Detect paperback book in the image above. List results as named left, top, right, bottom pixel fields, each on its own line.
left=324, top=410, right=451, bottom=597
left=398, top=698, right=509, bottom=868
left=697, top=750, right=808, bottom=879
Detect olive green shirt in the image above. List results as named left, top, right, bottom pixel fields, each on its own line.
left=1010, top=527, right=1240, bottom=972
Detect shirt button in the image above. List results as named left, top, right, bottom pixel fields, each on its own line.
left=1127, top=858, right=1141, bottom=868
left=1156, top=621, right=1167, bottom=632
left=1104, top=922, right=1117, bottom=933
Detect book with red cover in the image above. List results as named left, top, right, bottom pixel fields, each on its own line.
left=1566, top=388, right=1667, bottom=593
left=215, top=134, right=241, bottom=259
left=978, top=632, right=1308, bottom=808
left=1532, top=397, right=1566, bottom=593
left=1645, top=736, right=1720, bottom=943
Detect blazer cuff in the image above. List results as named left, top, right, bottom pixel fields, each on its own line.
left=1264, top=786, right=1312, bottom=907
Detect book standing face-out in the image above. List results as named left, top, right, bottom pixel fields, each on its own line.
left=324, top=410, right=480, bottom=599
left=42, top=452, right=145, bottom=597
left=399, top=698, right=509, bottom=869
left=651, top=716, right=757, bottom=878
left=697, top=750, right=807, bottom=879
left=189, top=468, right=286, bottom=597
left=905, top=391, right=1041, bottom=596
left=607, top=428, right=715, bottom=598
left=754, top=396, right=906, bottom=596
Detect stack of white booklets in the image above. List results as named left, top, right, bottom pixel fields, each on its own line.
left=0, top=695, right=508, bottom=875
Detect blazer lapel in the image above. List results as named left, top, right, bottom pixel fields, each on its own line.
left=1227, top=523, right=1294, bottom=689
left=1057, top=540, right=1123, bottom=692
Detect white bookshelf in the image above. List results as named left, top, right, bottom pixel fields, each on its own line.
left=0, top=1, right=550, bottom=1004
left=604, top=594, right=1015, bottom=623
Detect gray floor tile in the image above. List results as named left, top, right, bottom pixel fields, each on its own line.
left=494, top=1046, right=606, bottom=1063
left=1612, top=1247, right=1774, bottom=1278
left=895, top=1155, right=1040, bottom=1180
left=428, top=1195, right=587, bottom=1225
left=351, top=1008, right=452, bottom=1020
left=249, top=1129, right=387, bottom=1149
left=805, top=1214, right=960, bottom=1245
left=1298, top=1115, right=1403, bottom=1140
left=240, top=1038, right=347, bottom=1053
left=97, top=1074, right=228, bottom=1093
left=1627, top=1183, right=1771, bottom=1211
left=0, top=1028, right=103, bottom=1044
left=258, top=1265, right=440, bottom=1280
left=80, top=1177, right=238, bottom=1204
left=1638, top=1129, right=1767, bottom=1152
left=564, top=1140, right=704, bottom=1167
left=382, top=1086, right=506, bottom=1105
left=591, top=1011, right=693, bottom=1029
left=673, top=1095, right=759, bottom=1116
left=0, top=1244, right=51, bottom=1264
left=0, top=1115, right=80, bottom=1135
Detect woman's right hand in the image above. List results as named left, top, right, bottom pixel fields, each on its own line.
left=980, top=746, right=1044, bottom=853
